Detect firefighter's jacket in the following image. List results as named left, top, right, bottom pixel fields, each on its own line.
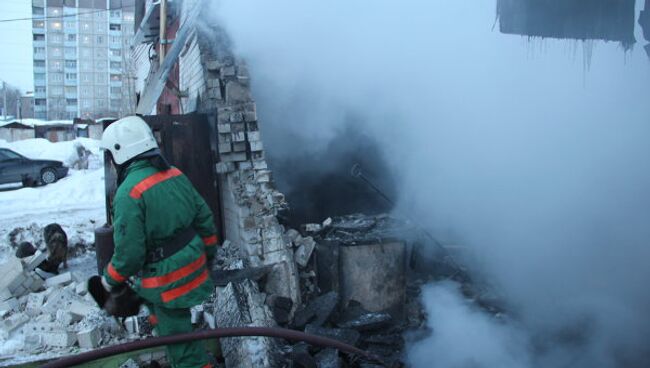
left=103, top=160, right=218, bottom=309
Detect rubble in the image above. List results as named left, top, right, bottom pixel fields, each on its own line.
left=44, top=271, right=74, bottom=288
left=294, top=236, right=316, bottom=268
left=315, top=348, right=341, bottom=368
left=292, top=291, right=339, bottom=329
left=77, top=327, right=101, bottom=349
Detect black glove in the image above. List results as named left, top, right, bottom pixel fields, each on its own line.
left=88, top=275, right=143, bottom=318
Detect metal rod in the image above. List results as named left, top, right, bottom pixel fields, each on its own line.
left=40, top=327, right=385, bottom=368
left=159, top=0, right=167, bottom=66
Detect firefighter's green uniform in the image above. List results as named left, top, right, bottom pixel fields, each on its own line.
left=103, top=160, right=218, bottom=368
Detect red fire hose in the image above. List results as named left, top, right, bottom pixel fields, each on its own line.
left=40, top=327, right=385, bottom=368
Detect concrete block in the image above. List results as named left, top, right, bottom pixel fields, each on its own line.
left=44, top=271, right=74, bottom=288
left=221, top=66, right=236, bottom=77
left=221, top=152, right=247, bottom=162
left=124, top=316, right=140, bottom=335
left=0, top=288, right=12, bottom=302
left=232, top=131, right=246, bottom=142
left=119, top=358, right=140, bottom=368
left=294, top=237, right=316, bottom=268
left=216, top=162, right=236, bottom=174
left=206, top=60, right=222, bottom=71
left=43, top=331, right=77, bottom=347
left=24, top=250, right=47, bottom=271
left=230, top=112, right=244, bottom=123
left=56, top=309, right=80, bottom=325
left=25, top=292, right=46, bottom=316
left=75, top=281, right=88, bottom=295
left=218, top=142, right=233, bottom=154
left=225, top=81, right=251, bottom=103
left=77, top=327, right=101, bottom=349
left=243, top=111, right=257, bottom=122
left=69, top=300, right=98, bottom=318
left=252, top=160, right=268, bottom=170
left=237, top=160, right=253, bottom=170
left=0, top=298, right=20, bottom=312
left=190, top=305, right=204, bottom=324
left=255, top=170, right=271, bottom=183
left=28, top=272, right=45, bottom=292
left=203, top=311, right=216, bottom=329
left=2, top=313, right=29, bottom=334
left=217, top=123, right=231, bottom=133
left=232, top=142, right=247, bottom=152
left=249, top=140, right=264, bottom=152
left=0, top=257, right=24, bottom=292
left=247, top=131, right=261, bottom=141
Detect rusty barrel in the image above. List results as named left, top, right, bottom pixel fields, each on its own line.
left=94, top=224, right=115, bottom=275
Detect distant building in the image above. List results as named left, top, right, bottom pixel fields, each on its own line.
left=19, top=95, right=35, bottom=120
left=31, top=0, right=137, bottom=121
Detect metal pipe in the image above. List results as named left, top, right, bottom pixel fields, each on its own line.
left=159, top=0, right=167, bottom=65
left=40, top=327, right=385, bottom=368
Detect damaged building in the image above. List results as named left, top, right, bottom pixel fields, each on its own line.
left=497, top=0, right=638, bottom=48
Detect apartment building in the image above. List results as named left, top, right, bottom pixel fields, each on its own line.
left=32, top=0, right=136, bottom=120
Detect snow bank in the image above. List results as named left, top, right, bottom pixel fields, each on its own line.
left=0, top=138, right=103, bottom=169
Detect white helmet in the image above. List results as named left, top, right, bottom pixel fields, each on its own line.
left=100, top=116, right=158, bottom=165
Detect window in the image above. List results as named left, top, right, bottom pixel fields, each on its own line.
left=51, top=47, right=62, bottom=57
left=50, top=34, right=63, bottom=43
left=81, top=73, right=92, bottom=83
left=66, top=34, right=76, bottom=42
left=96, top=99, right=106, bottom=108
left=95, top=73, right=106, bottom=84
left=82, top=99, right=92, bottom=109
left=33, top=34, right=45, bottom=41
left=49, top=21, right=62, bottom=30
left=81, top=35, right=91, bottom=45
left=65, top=21, right=76, bottom=29
left=66, top=99, right=78, bottom=106
left=50, top=61, right=63, bottom=71
left=109, top=24, right=121, bottom=31
left=110, top=99, right=121, bottom=108
left=33, top=7, right=45, bottom=16
left=65, top=73, right=77, bottom=81
left=33, top=20, right=45, bottom=29
left=65, top=60, right=77, bottom=68
left=123, top=13, right=134, bottom=22
left=110, top=61, right=121, bottom=69
left=34, top=73, right=45, bottom=80
left=110, top=87, right=121, bottom=94
left=110, top=49, right=121, bottom=57
left=96, top=35, right=104, bottom=45
left=110, top=10, right=121, bottom=18
left=34, top=47, right=45, bottom=54
left=50, top=86, right=63, bottom=95
left=110, top=74, right=122, bottom=81
left=96, top=60, right=107, bottom=70
left=81, top=22, right=91, bottom=31
left=96, top=88, right=107, bottom=98
left=65, top=86, right=76, bottom=94
left=35, top=99, right=46, bottom=106
left=34, top=60, right=45, bottom=68
left=51, top=73, right=64, bottom=82
left=35, top=87, right=46, bottom=94
left=110, top=36, right=120, bottom=44
left=65, top=47, right=77, bottom=55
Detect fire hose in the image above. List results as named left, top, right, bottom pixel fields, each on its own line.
left=40, top=327, right=385, bottom=368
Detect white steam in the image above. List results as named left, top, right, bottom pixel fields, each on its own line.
left=408, top=282, right=531, bottom=368
left=206, top=0, right=650, bottom=367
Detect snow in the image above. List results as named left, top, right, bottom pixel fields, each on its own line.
left=0, top=137, right=103, bottom=168
left=0, top=138, right=106, bottom=263
left=0, top=119, right=73, bottom=128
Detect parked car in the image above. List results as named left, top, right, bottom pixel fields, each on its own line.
left=0, top=148, right=69, bottom=186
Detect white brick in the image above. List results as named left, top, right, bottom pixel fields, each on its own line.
left=0, top=288, right=12, bottom=302
left=25, top=292, right=46, bottom=316
left=124, top=317, right=140, bottom=335
left=1, top=313, right=29, bottom=334
left=43, top=331, right=77, bottom=348
left=0, top=258, right=24, bottom=291
left=75, top=281, right=88, bottom=296
left=0, top=298, right=19, bottom=312
left=24, top=250, right=47, bottom=271
left=69, top=300, right=98, bottom=318
left=77, top=327, right=101, bottom=349
left=44, top=272, right=74, bottom=288
left=56, top=309, right=79, bottom=325
left=203, top=311, right=215, bottom=329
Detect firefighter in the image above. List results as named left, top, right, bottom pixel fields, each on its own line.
left=99, top=116, right=218, bottom=368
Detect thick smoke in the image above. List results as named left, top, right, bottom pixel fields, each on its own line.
left=206, top=0, right=650, bottom=367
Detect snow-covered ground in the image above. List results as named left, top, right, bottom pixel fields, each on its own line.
left=0, top=138, right=105, bottom=264
left=0, top=138, right=107, bottom=365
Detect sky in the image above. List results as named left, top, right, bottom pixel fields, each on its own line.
left=0, top=0, right=34, bottom=92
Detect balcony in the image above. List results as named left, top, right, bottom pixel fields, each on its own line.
left=34, top=105, right=47, bottom=113
left=33, top=66, right=46, bottom=73
left=34, top=90, right=46, bottom=99
left=64, top=79, right=78, bottom=87
left=34, top=79, right=46, bottom=87
left=32, top=40, right=45, bottom=48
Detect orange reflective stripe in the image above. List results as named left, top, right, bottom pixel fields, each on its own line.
left=202, top=235, right=218, bottom=246
left=129, top=168, right=183, bottom=199
left=107, top=263, right=127, bottom=283
left=202, top=364, right=213, bottom=368
left=141, top=254, right=207, bottom=289
left=161, top=269, right=209, bottom=303
left=148, top=314, right=158, bottom=326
